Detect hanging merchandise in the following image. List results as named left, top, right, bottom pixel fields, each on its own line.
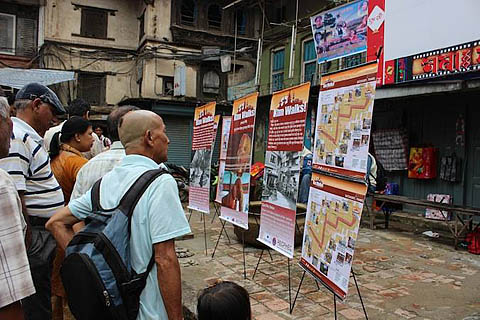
left=439, top=153, right=460, bottom=182
left=455, top=114, right=465, bottom=147
left=408, top=147, right=437, bottom=179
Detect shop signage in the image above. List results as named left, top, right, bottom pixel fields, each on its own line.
left=384, top=40, right=480, bottom=84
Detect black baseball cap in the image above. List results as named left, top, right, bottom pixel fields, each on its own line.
left=15, top=83, right=66, bottom=115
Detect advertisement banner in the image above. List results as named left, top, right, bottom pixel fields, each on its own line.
left=310, top=0, right=368, bottom=63
left=215, top=116, right=232, bottom=203
left=299, top=172, right=367, bottom=300
left=188, top=102, right=216, bottom=214
left=313, top=62, right=378, bottom=180
left=383, top=40, right=480, bottom=84
left=257, top=83, right=311, bottom=258
left=220, top=93, right=258, bottom=229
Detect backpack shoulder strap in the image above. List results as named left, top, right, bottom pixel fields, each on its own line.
left=118, top=168, right=168, bottom=223
left=91, top=179, right=104, bottom=212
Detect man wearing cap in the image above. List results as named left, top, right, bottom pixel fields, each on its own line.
left=0, top=83, right=66, bottom=320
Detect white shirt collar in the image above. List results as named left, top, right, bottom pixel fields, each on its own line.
left=12, top=117, right=43, bottom=143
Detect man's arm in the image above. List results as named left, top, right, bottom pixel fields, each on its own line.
left=46, top=206, right=80, bottom=250
left=154, top=239, right=183, bottom=320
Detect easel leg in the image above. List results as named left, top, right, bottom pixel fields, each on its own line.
left=252, top=249, right=264, bottom=279
left=334, top=294, right=337, bottom=320
left=211, top=203, right=219, bottom=224
left=242, top=231, right=247, bottom=279
left=290, top=270, right=305, bottom=314
left=351, top=269, right=368, bottom=320
left=187, top=209, right=193, bottom=222
left=203, top=213, right=208, bottom=256
left=288, top=258, right=292, bottom=314
left=211, top=219, right=230, bottom=259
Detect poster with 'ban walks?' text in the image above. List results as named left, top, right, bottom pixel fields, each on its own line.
left=188, top=102, right=216, bottom=214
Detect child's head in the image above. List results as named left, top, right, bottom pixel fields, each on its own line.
left=197, top=281, right=251, bottom=320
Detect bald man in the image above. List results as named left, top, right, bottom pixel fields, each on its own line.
left=47, top=110, right=191, bottom=320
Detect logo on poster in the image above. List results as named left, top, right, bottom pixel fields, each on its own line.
left=367, top=6, right=384, bottom=32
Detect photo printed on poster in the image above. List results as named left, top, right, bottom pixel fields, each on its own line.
left=215, top=116, right=232, bottom=203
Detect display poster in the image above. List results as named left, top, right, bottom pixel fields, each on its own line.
left=220, top=93, right=258, bottom=229
left=257, top=82, right=311, bottom=258
left=310, top=0, right=368, bottom=63
left=313, top=62, right=378, bottom=180
left=300, top=172, right=367, bottom=300
left=215, top=116, right=232, bottom=203
left=188, top=102, right=216, bottom=214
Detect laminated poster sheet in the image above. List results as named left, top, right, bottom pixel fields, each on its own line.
left=310, top=0, right=368, bottom=63
left=257, top=82, right=311, bottom=258
left=220, top=93, right=258, bottom=229
left=313, top=62, right=378, bottom=180
left=215, top=116, right=232, bottom=203
left=299, top=172, right=366, bottom=300
left=188, top=102, right=216, bottom=214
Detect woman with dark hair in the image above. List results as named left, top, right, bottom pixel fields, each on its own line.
left=49, top=116, right=93, bottom=320
left=197, top=281, right=251, bottom=320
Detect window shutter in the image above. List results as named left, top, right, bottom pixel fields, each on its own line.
left=16, top=17, right=37, bottom=57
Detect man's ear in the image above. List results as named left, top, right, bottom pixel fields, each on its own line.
left=145, top=130, right=154, bottom=146
left=31, top=98, right=42, bottom=112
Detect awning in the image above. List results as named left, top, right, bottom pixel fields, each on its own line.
left=0, top=68, right=75, bottom=89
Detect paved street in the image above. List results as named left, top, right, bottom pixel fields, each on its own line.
left=179, top=205, right=480, bottom=320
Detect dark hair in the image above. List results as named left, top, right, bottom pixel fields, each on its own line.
left=49, top=117, right=91, bottom=159
left=107, top=105, right=140, bottom=142
left=68, top=98, right=91, bottom=117
left=197, top=281, right=251, bottom=320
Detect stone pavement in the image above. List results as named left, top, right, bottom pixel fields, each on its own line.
left=179, top=205, right=480, bottom=320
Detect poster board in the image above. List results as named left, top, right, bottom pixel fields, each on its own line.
left=257, top=83, right=311, bottom=258
left=310, top=0, right=368, bottom=63
left=220, top=93, right=258, bottom=229
left=313, top=62, right=378, bottom=180
left=299, top=172, right=367, bottom=300
left=215, top=116, right=232, bottom=203
left=188, top=102, right=216, bottom=214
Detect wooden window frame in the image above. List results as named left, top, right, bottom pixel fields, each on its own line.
left=271, top=47, right=285, bottom=93
left=0, top=13, right=16, bottom=55
left=301, top=38, right=317, bottom=85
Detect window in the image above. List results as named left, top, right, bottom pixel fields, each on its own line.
left=163, top=76, right=174, bottom=96
left=234, top=9, right=246, bottom=35
left=303, top=39, right=317, bottom=85
left=208, top=4, right=222, bottom=29
left=271, top=48, right=285, bottom=92
left=139, top=11, right=145, bottom=42
left=203, top=70, right=220, bottom=94
left=180, top=0, right=196, bottom=26
left=0, top=13, right=15, bottom=55
left=77, top=73, right=106, bottom=105
left=80, top=8, right=108, bottom=39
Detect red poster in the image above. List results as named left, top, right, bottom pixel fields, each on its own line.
left=220, top=93, right=258, bottom=229
left=258, top=83, right=311, bottom=258
left=366, top=0, right=385, bottom=86
left=188, top=102, right=216, bottom=214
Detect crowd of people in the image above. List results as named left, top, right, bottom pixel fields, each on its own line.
left=0, top=83, right=251, bottom=320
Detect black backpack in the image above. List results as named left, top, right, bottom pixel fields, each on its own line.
left=60, top=169, right=166, bottom=320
